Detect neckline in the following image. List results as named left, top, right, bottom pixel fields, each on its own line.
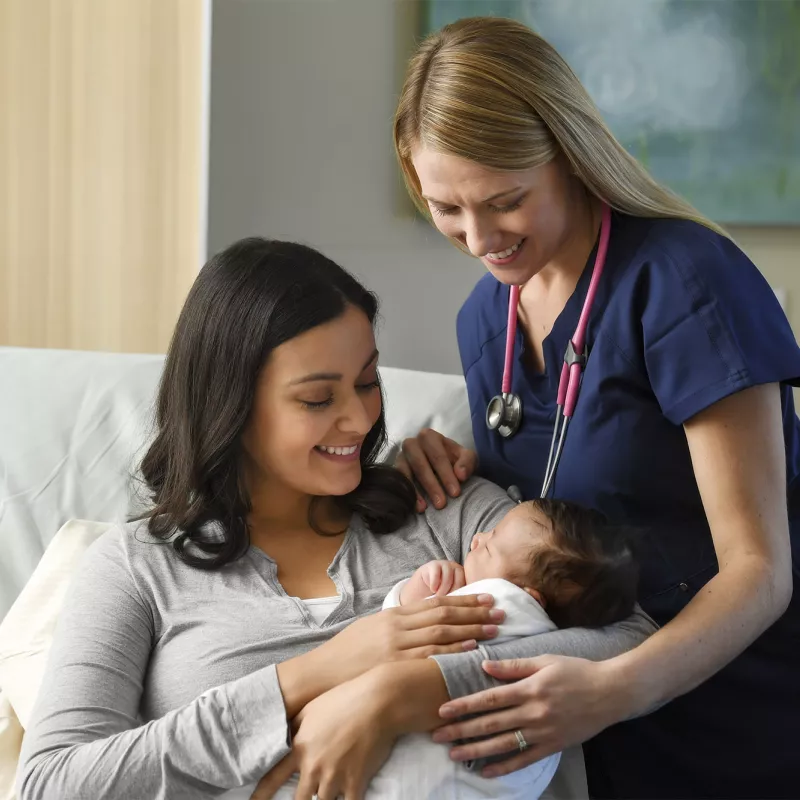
left=300, top=595, right=340, bottom=604
left=514, top=216, right=608, bottom=384
left=246, top=517, right=357, bottom=581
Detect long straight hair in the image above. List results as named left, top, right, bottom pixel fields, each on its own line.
left=394, top=16, right=728, bottom=238
left=135, top=238, right=416, bottom=569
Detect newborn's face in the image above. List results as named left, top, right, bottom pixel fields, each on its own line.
left=464, top=503, right=551, bottom=584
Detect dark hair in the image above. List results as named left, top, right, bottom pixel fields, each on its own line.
left=134, top=237, right=416, bottom=569
left=520, top=499, right=638, bottom=629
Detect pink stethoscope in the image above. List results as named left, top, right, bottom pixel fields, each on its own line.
left=486, top=202, right=612, bottom=498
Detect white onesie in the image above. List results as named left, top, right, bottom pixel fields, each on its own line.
left=228, top=578, right=587, bottom=799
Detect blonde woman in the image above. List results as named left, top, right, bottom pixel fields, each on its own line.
left=393, top=16, right=800, bottom=800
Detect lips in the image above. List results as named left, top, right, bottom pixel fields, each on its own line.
left=485, top=238, right=525, bottom=266
left=315, top=444, right=358, bottom=456
left=313, top=443, right=362, bottom=463
left=487, top=241, right=521, bottom=260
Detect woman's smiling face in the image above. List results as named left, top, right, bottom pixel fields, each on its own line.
left=241, top=304, right=383, bottom=499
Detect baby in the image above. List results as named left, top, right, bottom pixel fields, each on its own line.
left=234, top=498, right=638, bottom=800
left=386, top=496, right=638, bottom=631
left=376, top=496, right=639, bottom=800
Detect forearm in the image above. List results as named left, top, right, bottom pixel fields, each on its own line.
left=276, top=647, right=346, bottom=720
left=433, top=603, right=658, bottom=699
left=371, top=660, right=451, bottom=735
left=612, top=556, right=790, bottom=715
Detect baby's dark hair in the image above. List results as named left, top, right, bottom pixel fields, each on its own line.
left=519, top=498, right=638, bottom=629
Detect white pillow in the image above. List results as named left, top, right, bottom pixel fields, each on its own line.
left=0, top=519, right=111, bottom=729
left=0, top=690, right=23, bottom=800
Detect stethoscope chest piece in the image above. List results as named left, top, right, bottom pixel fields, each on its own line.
left=486, top=391, right=522, bottom=438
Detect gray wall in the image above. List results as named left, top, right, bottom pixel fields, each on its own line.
left=207, top=0, right=485, bottom=375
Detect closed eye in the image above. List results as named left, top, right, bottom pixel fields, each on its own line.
left=300, top=379, right=379, bottom=410
left=490, top=195, right=526, bottom=214
left=300, top=396, right=334, bottom=410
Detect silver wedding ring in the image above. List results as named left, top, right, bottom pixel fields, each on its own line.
left=514, top=729, right=529, bottom=751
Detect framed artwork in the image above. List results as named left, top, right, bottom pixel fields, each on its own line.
left=420, top=0, right=800, bottom=225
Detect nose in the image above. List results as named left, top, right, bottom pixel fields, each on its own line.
left=470, top=531, right=484, bottom=551
left=462, top=213, right=501, bottom=258
left=338, top=391, right=375, bottom=437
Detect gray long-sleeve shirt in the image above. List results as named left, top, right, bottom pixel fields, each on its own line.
left=17, top=477, right=657, bottom=800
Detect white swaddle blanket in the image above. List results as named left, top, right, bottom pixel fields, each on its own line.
left=225, top=579, right=588, bottom=799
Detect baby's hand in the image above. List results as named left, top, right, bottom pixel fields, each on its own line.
left=400, top=560, right=467, bottom=604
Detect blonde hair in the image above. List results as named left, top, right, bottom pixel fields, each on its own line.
left=394, top=16, right=728, bottom=237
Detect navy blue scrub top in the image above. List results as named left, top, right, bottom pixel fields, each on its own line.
left=457, top=212, right=800, bottom=799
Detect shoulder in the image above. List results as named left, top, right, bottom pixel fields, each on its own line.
left=421, top=477, right=515, bottom=559
left=609, top=214, right=785, bottom=347
left=430, top=476, right=515, bottom=527
left=456, top=274, right=507, bottom=374
left=450, top=579, right=557, bottom=639
left=78, top=520, right=194, bottom=598
left=86, top=519, right=175, bottom=567
left=608, top=215, right=800, bottom=422
left=616, top=215, right=767, bottom=302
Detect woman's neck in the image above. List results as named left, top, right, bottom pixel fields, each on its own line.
left=532, top=188, right=602, bottom=293
left=246, top=480, right=346, bottom=541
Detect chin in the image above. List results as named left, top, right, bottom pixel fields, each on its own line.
left=317, top=467, right=363, bottom=497
left=485, top=262, right=541, bottom=287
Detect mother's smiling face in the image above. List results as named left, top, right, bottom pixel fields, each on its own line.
left=242, top=304, right=383, bottom=499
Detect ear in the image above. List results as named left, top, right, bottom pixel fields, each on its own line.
left=523, top=587, right=546, bottom=608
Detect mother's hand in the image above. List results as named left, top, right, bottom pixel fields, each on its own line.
left=432, top=655, right=631, bottom=777
left=314, top=594, right=502, bottom=687
left=395, top=428, right=477, bottom=510
left=255, top=669, right=402, bottom=800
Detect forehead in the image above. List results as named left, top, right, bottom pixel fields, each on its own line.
left=498, top=503, right=551, bottom=540
left=411, top=146, right=521, bottom=197
left=266, top=306, right=376, bottom=377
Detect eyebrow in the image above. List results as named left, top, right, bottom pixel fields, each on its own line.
left=422, top=187, right=523, bottom=205
left=289, top=349, right=379, bottom=386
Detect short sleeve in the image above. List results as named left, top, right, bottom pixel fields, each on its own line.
left=640, top=225, right=800, bottom=425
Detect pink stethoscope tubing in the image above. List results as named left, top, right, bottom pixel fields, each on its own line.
left=488, top=202, right=612, bottom=498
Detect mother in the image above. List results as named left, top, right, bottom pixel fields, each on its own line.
left=394, top=16, right=800, bottom=800
left=17, top=238, right=652, bottom=800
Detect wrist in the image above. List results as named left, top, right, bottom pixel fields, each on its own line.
left=392, top=577, right=415, bottom=607
left=369, top=660, right=449, bottom=735
left=601, top=651, right=659, bottom=720
left=277, top=647, right=336, bottom=719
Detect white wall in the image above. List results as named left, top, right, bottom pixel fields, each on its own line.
left=208, top=0, right=800, bottom=375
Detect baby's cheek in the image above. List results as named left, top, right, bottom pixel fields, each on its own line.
left=463, top=551, right=481, bottom=584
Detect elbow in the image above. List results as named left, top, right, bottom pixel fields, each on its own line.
left=16, top=759, right=40, bottom=800
left=771, top=568, right=793, bottom=620
left=758, top=556, right=793, bottom=625
left=16, top=752, right=61, bottom=800
left=735, top=550, right=793, bottom=623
